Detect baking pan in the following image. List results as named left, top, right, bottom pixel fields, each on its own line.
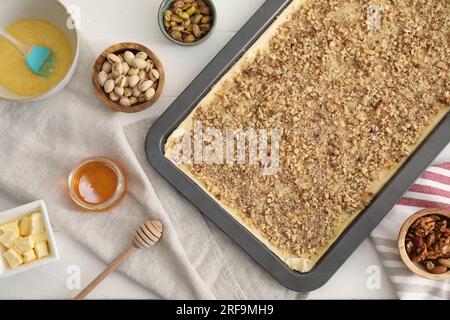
left=145, top=0, right=450, bottom=292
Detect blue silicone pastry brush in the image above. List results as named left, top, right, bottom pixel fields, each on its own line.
left=0, top=29, right=56, bottom=77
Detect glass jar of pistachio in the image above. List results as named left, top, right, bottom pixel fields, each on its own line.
left=163, top=0, right=214, bottom=44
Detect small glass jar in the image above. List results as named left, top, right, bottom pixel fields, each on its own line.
left=68, top=156, right=126, bottom=212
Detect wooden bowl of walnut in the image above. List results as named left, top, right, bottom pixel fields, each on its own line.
left=398, top=208, right=450, bottom=281
left=92, top=42, right=165, bottom=113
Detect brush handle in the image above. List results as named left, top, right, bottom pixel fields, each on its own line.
left=74, top=245, right=137, bottom=300
left=0, top=29, right=30, bottom=55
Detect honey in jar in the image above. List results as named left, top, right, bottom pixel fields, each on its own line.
left=68, top=157, right=126, bottom=212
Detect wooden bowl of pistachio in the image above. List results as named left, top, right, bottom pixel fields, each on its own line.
left=92, top=43, right=165, bottom=113
left=158, top=0, right=216, bottom=46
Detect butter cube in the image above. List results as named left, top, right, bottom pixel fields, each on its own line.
left=30, top=212, right=45, bottom=235
left=22, top=249, right=37, bottom=263
left=0, top=230, right=19, bottom=249
left=31, top=232, right=48, bottom=243
left=0, top=220, right=20, bottom=235
left=19, top=216, right=32, bottom=236
left=14, top=236, right=34, bottom=254
left=34, top=241, right=49, bottom=259
left=3, top=248, right=23, bottom=268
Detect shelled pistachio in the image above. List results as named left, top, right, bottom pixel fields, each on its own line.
left=163, top=0, right=213, bottom=43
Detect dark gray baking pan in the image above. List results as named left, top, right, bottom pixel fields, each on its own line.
left=145, top=0, right=450, bottom=292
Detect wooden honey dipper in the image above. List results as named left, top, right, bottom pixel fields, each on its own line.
left=74, top=219, right=163, bottom=300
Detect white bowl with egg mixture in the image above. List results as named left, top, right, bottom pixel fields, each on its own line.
left=0, top=200, right=60, bottom=279
left=0, top=0, right=79, bottom=102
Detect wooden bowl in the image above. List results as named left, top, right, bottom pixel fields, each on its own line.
left=398, top=208, right=450, bottom=281
left=92, top=43, right=165, bottom=113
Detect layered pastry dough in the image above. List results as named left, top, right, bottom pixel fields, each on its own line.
left=165, top=0, right=450, bottom=272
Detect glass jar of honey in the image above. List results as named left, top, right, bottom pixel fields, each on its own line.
left=68, top=156, right=126, bottom=212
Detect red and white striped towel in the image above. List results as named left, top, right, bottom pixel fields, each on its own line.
left=371, top=163, right=450, bottom=300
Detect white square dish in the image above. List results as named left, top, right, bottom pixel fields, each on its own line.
left=0, top=200, right=60, bottom=279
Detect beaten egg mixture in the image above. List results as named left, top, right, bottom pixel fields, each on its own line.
left=0, top=19, right=72, bottom=97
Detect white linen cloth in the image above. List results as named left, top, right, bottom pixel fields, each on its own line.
left=0, top=39, right=307, bottom=299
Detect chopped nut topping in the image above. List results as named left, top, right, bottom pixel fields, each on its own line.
left=168, top=0, right=449, bottom=264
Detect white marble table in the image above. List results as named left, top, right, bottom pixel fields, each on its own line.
left=0, top=0, right=411, bottom=299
